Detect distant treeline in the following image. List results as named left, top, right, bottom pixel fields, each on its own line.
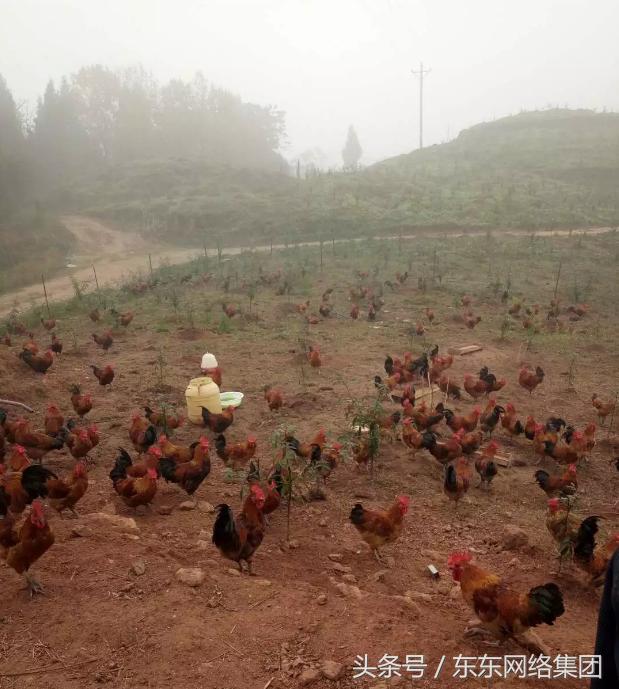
left=0, top=65, right=286, bottom=217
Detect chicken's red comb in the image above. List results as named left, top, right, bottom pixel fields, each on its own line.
left=447, top=551, right=472, bottom=567
left=251, top=484, right=265, bottom=499
left=15, top=445, right=26, bottom=454
left=248, top=435, right=257, bottom=443
left=149, top=446, right=162, bottom=457
left=567, top=464, right=577, bottom=473
left=547, top=498, right=561, bottom=510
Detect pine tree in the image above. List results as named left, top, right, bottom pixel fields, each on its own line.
left=342, top=125, right=362, bottom=170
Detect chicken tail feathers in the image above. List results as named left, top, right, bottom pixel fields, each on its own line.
left=349, top=503, right=366, bottom=525
left=158, top=457, right=179, bottom=484
left=109, top=449, right=132, bottom=484
left=527, top=583, right=565, bottom=626
left=212, top=504, right=240, bottom=550
left=574, top=516, right=600, bottom=564
left=21, top=465, right=58, bottom=501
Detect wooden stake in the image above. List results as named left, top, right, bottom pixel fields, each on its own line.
left=41, top=275, right=51, bottom=317
left=92, top=265, right=102, bottom=304
left=607, top=392, right=618, bottom=440
left=553, top=259, right=562, bottom=300
left=148, top=254, right=153, bottom=279
left=320, top=240, right=323, bottom=271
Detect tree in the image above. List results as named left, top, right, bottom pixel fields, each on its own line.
left=342, top=125, right=362, bottom=170
left=0, top=74, right=29, bottom=217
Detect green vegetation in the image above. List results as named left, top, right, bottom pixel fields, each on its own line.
left=61, top=109, right=619, bottom=250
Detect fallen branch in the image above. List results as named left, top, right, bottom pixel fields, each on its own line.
left=0, top=655, right=101, bottom=678
left=0, top=399, right=35, bottom=413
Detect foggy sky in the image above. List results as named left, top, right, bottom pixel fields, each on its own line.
left=1, top=0, right=618, bottom=165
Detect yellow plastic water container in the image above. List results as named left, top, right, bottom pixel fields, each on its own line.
left=185, top=376, right=222, bottom=425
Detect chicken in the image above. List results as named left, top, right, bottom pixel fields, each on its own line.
left=296, top=300, right=310, bottom=314
left=307, top=345, right=321, bottom=370
left=40, top=317, right=56, bottom=331
left=0, top=463, right=58, bottom=515
left=412, top=402, right=444, bottom=430
left=88, top=308, right=101, bottom=322
left=443, top=407, right=481, bottom=433
left=284, top=429, right=327, bottom=459
left=351, top=435, right=373, bottom=470
left=92, top=331, right=114, bottom=351
left=50, top=333, right=63, bottom=354
left=310, top=443, right=341, bottom=484
left=47, top=461, right=89, bottom=517
left=2, top=334, right=12, bottom=346
left=501, top=403, right=524, bottom=436
left=401, top=418, right=424, bottom=453
left=425, top=307, right=435, bottom=323
left=478, top=366, right=507, bottom=392
left=534, top=465, right=578, bottom=498
left=438, top=374, right=461, bottom=400
left=524, top=415, right=538, bottom=441
left=543, top=434, right=582, bottom=465
left=1, top=499, right=55, bottom=596
left=157, top=434, right=197, bottom=465
left=109, top=454, right=158, bottom=509
left=111, top=309, right=134, bottom=327
left=90, top=364, right=115, bottom=387
left=201, top=405, right=235, bottom=434
left=107, top=447, right=157, bottom=482
left=318, top=303, right=332, bottom=318
left=14, top=420, right=64, bottom=462
left=591, top=394, right=616, bottom=424
left=459, top=429, right=484, bottom=456
left=421, top=430, right=463, bottom=465
left=5, top=445, right=31, bottom=472
left=545, top=498, right=590, bottom=557
left=349, top=496, right=409, bottom=562
left=519, top=366, right=545, bottom=394
left=212, top=485, right=266, bottom=574
left=444, top=457, right=472, bottom=506
left=448, top=551, right=565, bottom=649
left=396, top=271, right=408, bottom=285
left=222, top=303, right=238, bottom=318
left=129, top=412, right=157, bottom=453
left=392, top=383, right=416, bottom=407
left=22, top=334, right=39, bottom=355
left=144, top=406, right=184, bottom=430
left=44, top=404, right=64, bottom=437
left=367, top=304, right=377, bottom=321
left=215, top=434, right=257, bottom=470
left=480, top=399, right=504, bottom=435
left=573, top=518, right=619, bottom=586
left=159, top=437, right=211, bottom=497
left=374, top=373, right=401, bottom=393
left=475, top=441, right=499, bottom=489
left=461, top=295, right=472, bottom=307
left=350, top=304, right=360, bottom=320
left=247, top=462, right=284, bottom=516
left=18, top=348, right=54, bottom=374
left=414, top=322, right=425, bottom=336
left=70, top=385, right=93, bottom=417
left=263, top=385, right=284, bottom=411
left=65, top=428, right=94, bottom=460
left=464, top=314, right=482, bottom=329
left=463, top=374, right=491, bottom=400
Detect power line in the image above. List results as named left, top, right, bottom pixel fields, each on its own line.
left=411, top=61, right=431, bottom=149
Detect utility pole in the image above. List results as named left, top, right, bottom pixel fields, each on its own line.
left=411, top=61, right=431, bottom=149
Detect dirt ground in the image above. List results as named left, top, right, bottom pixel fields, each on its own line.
left=1, top=235, right=618, bottom=689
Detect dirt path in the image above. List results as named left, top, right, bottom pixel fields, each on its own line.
left=0, top=216, right=614, bottom=318
left=0, top=216, right=198, bottom=317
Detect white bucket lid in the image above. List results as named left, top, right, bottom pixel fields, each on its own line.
left=201, top=352, right=218, bottom=369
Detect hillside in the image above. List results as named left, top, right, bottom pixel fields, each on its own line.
left=58, top=109, right=619, bottom=251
